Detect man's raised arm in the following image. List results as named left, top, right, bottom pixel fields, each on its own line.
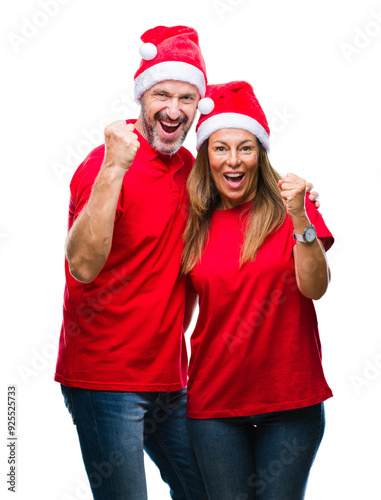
left=66, top=121, right=140, bottom=283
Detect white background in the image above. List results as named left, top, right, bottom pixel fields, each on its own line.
left=1, top=0, right=380, bottom=498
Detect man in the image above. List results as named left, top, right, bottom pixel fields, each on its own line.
left=55, top=26, right=209, bottom=499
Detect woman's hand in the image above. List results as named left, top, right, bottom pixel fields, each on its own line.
left=278, top=173, right=307, bottom=220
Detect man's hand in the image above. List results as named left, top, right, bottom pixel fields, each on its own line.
left=306, top=182, right=320, bottom=209
left=103, top=121, right=140, bottom=173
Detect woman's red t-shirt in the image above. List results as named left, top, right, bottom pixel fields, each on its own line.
left=187, top=197, right=334, bottom=418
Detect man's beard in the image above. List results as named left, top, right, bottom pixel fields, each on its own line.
left=140, top=102, right=192, bottom=155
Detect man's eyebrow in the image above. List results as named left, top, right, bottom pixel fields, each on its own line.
left=151, top=89, right=198, bottom=98
left=152, top=89, right=170, bottom=95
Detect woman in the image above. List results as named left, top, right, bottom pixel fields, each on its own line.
left=182, top=81, right=334, bottom=500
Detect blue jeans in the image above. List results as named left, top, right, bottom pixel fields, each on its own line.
left=188, top=403, right=325, bottom=500
left=61, top=385, right=207, bottom=500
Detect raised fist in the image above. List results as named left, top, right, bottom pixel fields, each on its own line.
left=103, top=121, right=140, bottom=173
left=278, top=173, right=307, bottom=219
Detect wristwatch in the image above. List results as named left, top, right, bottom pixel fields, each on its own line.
left=293, top=225, right=316, bottom=243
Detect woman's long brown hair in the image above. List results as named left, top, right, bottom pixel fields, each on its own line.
left=181, top=139, right=286, bottom=274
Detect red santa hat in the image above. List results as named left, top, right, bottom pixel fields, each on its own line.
left=134, top=25, right=207, bottom=102
left=196, top=81, right=270, bottom=152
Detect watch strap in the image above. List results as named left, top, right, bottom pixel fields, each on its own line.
left=293, top=231, right=305, bottom=243
left=293, top=224, right=316, bottom=243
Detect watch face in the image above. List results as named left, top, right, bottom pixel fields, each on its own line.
left=305, top=226, right=316, bottom=242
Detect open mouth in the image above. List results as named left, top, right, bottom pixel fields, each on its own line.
left=223, top=172, right=245, bottom=188
left=159, top=120, right=181, bottom=136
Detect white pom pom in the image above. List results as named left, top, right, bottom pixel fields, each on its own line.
left=198, top=97, right=215, bottom=115
left=139, top=43, right=157, bottom=61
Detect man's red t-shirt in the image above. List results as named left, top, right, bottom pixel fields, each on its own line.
left=187, top=197, right=334, bottom=418
left=55, top=120, right=193, bottom=391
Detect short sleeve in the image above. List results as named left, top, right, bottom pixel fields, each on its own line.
left=68, top=145, right=123, bottom=229
left=305, top=195, right=334, bottom=251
